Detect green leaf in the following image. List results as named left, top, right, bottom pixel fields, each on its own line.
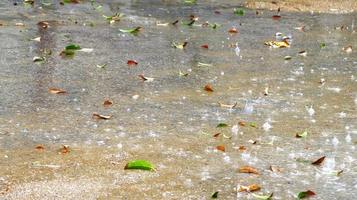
left=297, top=190, right=315, bottom=199
left=217, top=123, right=228, bottom=128
left=252, top=193, right=273, bottom=200
left=211, top=191, right=219, bottom=198
left=103, top=13, right=124, bottom=24
left=119, top=27, right=142, bottom=35
left=234, top=8, right=245, bottom=16
left=296, top=131, right=308, bottom=138
left=172, top=42, right=188, bottom=49
left=124, top=160, right=155, bottom=171
left=65, top=44, right=81, bottom=50
left=184, top=0, right=197, bottom=4
left=320, top=43, right=326, bottom=48
left=249, top=122, right=257, bottom=128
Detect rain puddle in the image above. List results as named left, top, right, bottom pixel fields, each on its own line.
left=0, top=0, right=356, bottom=199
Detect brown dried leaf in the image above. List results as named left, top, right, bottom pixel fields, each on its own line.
left=238, top=166, right=259, bottom=174
left=269, top=165, right=283, bottom=172
left=103, top=100, right=113, bottom=107
left=35, top=145, right=45, bottom=151
left=48, top=88, right=66, bottom=94
left=127, top=60, right=138, bottom=66
left=239, top=184, right=261, bottom=192
left=213, top=133, right=221, bottom=138
left=238, top=146, right=246, bottom=151
left=228, top=27, right=238, bottom=33
left=204, top=84, right=214, bottom=92
left=59, top=145, right=70, bottom=154
left=272, top=15, right=281, bottom=20
left=201, top=44, right=209, bottom=49
left=312, top=156, right=325, bottom=165
left=93, top=113, right=112, bottom=120
left=216, top=145, right=225, bottom=152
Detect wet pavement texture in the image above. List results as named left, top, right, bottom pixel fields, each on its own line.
left=0, top=0, right=356, bottom=199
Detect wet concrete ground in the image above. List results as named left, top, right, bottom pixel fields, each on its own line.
left=0, top=0, right=356, bottom=199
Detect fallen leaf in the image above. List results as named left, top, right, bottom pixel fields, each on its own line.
left=239, top=184, right=261, bottom=192
left=119, top=27, right=142, bottom=35
left=263, top=87, right=269, bottom=96
left=31, top=37, right=41, bottom=42
left=103, top=100, right=113, bottom=107
left=297, top=190, right=316, bottom=199
left=138, top=74, right=154, bottom=82
left=238, top=146, right=246, bottom=151
left=37, top=21, right=49, bottom=28
left=59, top=145, right=70, bottom=154
left=65, top=44, right=81, bottom=50
left=124, top=160, right=155, bottom=171
left=204, top=84, right=214, bottom=92
left=78, top=48, right=93, bottom=53
left=213, top=133, right=221, bottom=137
left=265, top=40, right=289, bottom=48
left=48, top=88, right=66, bottom=94
left=218, top=102, right=237, bottom=109
left=234, top=8, right=245, bottom=16
left=284, top=56, right=292, bottom=60
left=342, top=45, right=352, bottom=53
left=96, top=64, right=107, bottom=68
left=35, top=145, right=45, bottom=151
left=127, top=60, right=138, bottom=66
left=298, top=50, right=307, bottom=56
left=179, top=70, right=189, bottom=77
left=272, top=15, right=281, bottom=20
left=172, top=42, right=188, bottom=49
left=172, top=20, right=179, bottom=25
left=92, top=113, right=112, bottom=120
left=201, top=44, right=209, bottom=49
left=311, top=156, right=325, bottom=165
left=248, top=140, right=257, bottom=144
left=197, top=62, right=212, bottom=67
left=320, top=43, right=326, bottom=48
left=216, top=123, right=228, bottom=128
left=238, top=166, right=259, bottom=174
left=103, top=13, right=124, bottom=24
left=249, top=122, right=257, bottom=128
left=238, top=121, right=246, bottom=126
left=294, top=26, right=305, bottom=31
left=335, top=170, right=344, bottom=176
left=216, top=145, right=225, bottom=152
left=211, top=191, right=219, bottom=198
left=296, top=131, right=308, bottom=138
left=228, top=27, right=238, bottom=33
left=252, top=193, right=273, bottom=200
left=269, top=165, right=283, bottom=172
left=15, top=22, right=24, bottom=26
left=33, top=56, right=45, bottom=62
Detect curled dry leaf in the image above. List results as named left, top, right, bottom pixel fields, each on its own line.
left=93, top=113, right=112, bottom=120
left=48, top=88, right=66, bottom=94
left=172, top=42, right=188, bottom=49
left=213, top=133, right=221, bottom=138
left=296, top=131, right=308, bottom=138
left=248, top=139, right=257, bottom=144
left=342, top=45, right=352, bottom=53
left=201, top=44, right=209, bottom=49
left=239, top=166, right=259, bottom=174
left=103, top=100, right=113, bottom=107
left=127, top=60, right=138, bottom=66
left=35, top=145, right=45, bottom=151
left=263, top=87, right=269, bottom=96
left=218, top=102, right=237, bottom=109
left=238, top=146, right=246, bottom=151
left=239, top=184, right=261, bottom=192
left=298, top=50, right=307, bottom=56
left=269, top=165, right=283, bottom=172
left=138, top=74, right=154, bottom=82
left=204, top=84, right=214, bottom=92
left=38, top=21, right=49, bottom=28
left=311, top=156, right=325, bottom=165
left=238, top=121, right=246, bottom=126
left=216, top=145, right=225, bottom=152
left=59, top=145, right=70, bottom=154
left=172, top=20, right=179, bottom=25
left=228, top=27, right=238, bottom=33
